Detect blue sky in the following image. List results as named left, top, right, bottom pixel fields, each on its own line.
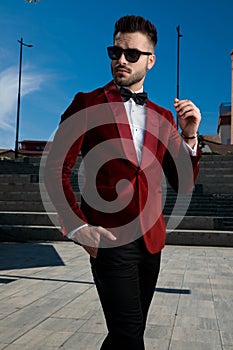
left=0, top=0, right=232, bottom=149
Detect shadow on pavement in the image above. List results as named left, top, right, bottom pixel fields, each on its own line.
left=0, top=242, right=65, bottom=270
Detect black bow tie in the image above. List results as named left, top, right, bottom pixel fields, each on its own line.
left=120, top=87, right=147, bottom=106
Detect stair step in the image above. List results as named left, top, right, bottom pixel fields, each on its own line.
left=198, top=168, right=233, bottom=175
left=0, top=192, right=47, bottom=201
left=0, top=183, right=40, bottom=192
left=0, top=174, right=38, bottom=184
left=166, top=229, right=233, bottom=247
left=0, top=201, right=47, bottom=212
left=0, top=225, right=233, bottom=246
left=0, top=211, right=58, bottom=226
left=196, top=175, right=233, bottom=183
left=199, top=162, right=233, bottom=169
left=0, top=225, right=64, bottom=242
left=200, top=184, right=233, bottom=194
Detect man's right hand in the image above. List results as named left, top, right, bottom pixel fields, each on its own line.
left=73, top=225, right=116, bottom=258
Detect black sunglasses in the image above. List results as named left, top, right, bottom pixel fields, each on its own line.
left=107, top=46, right=152, bottom=63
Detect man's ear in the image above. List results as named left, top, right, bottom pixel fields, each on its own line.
left=147, top=54, right=156, bottom=70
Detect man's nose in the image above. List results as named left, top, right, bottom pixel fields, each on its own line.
left=117, top=52, right=128, bottom=64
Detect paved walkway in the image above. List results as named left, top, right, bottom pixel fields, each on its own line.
left=0, top=242, right=233, bottom=350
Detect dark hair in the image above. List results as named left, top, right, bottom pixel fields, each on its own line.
left=113, top=15, right=158, bottom=49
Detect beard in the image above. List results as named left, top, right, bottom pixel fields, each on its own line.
left=111, top=64, right=147, bottom=88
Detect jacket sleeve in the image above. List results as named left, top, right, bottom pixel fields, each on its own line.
left=44, top=92, right=88, bottom=236
left=162, top=111, right=201, bottom=194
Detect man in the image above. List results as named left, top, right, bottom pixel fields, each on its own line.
left=45, top=15, right=201, bottom=350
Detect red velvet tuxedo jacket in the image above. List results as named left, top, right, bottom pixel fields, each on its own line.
left=45, top=80, right=201, bottom=253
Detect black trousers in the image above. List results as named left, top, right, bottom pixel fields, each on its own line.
left=90, top=237, right=161, bottom=350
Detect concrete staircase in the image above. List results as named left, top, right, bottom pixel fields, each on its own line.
left=195, top=154, right=233, bottom=194
left=165, top=154, right=233, bottom=246
left=0, top=160, right=62, bottom=241
left=0, top=155, right=233, bottom=246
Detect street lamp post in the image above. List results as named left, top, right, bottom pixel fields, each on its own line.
left=176, top=25, right=183, bottom=127
left=15, top=37, right=33, bottom=158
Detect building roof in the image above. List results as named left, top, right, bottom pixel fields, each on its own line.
left=201, top=136, right=233, bottom=154
left=0, top=149, right=14, bottom=154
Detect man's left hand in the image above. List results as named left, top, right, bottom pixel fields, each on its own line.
left=174, top=98, right=201, bottom=142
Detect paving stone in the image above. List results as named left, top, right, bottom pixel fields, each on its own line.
left=218, top=318, right=233, bottom=334
left=182, top=288, right=214, bottom=302
left=52, top=287, right=101, bottom=320
left=0, top=326, right=29, bottom=345
left=171, top=326, right=222, bottom=344
left=12, top=328, right=72, bottom=348
left=0, top=345, right=8, bottom=350
left=170, top=340, right=222, bottom=350
left=174, top=315, right=219, bottom=330
left=3, top=345, right=58, bottom=350
left=147, top=313, right=175, bottom=327
left=36, top=317, right=86, bottom=332
left=221, top=328, right=233, bottom=347
left=153, top=292, right=180, bottom=307
left=60, top=332, right=105, bottom=350
left=149, top=303, right=178, bottom=317
left=214, top=301, right=233, bottom=321
left=145, top=324, right=173, bottom=340
left=177, top=299, right=216, bottom=318
left=1, top=243, right=233, bottom=349
left=77, top=311, right=106, bottom=334
left=144, top=338, right=170, bottom=350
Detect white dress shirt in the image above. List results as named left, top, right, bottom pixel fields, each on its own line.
left=67, top=88, right=197, bottom=241
left=123, top=87, right=197, bottom=161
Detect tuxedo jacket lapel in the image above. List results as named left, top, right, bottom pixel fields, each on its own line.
left=140, top=100, right=159, bottom=169
left=104, top=82, right=138, bottom=166
left=103, top=82, right=159, bottom=169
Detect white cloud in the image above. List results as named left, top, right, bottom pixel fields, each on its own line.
left=0, top=66, right=45, bottom=148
